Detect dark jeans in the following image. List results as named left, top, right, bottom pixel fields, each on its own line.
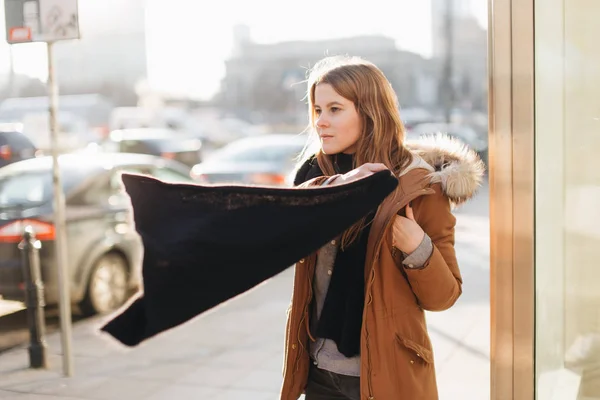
left=305, top=363, right=360, bottom=400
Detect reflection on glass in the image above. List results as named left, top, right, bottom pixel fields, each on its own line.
left=535, top=0, right=600, bottom=398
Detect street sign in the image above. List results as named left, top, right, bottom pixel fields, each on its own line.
left=4, top=0, right=80, bottom=44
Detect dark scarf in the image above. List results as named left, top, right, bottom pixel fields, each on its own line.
left=294, top=154, right=374, bottom=357
left=101, top=171, right=397, bottom=347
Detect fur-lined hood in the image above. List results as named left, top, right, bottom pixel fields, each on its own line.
left=404, top=133, right=486, bottom=206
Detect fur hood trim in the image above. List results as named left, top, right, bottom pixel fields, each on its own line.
left=404, top=133, right=486, bottom=206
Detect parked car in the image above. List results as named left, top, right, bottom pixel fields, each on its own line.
left=0, top=153, right=193, bottom=315
left=104, top=128, right=203, bottom=167
left=0, top=130, right=39, bottom=168
left=190, top=134, right=306, bottom=186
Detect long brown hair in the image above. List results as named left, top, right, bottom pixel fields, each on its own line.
left=305, top=55, right=413, bottom=248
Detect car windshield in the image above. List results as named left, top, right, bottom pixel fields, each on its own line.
left=208, top=141, right=304, bottom=163
left=0, top=169, right=89, bottom=208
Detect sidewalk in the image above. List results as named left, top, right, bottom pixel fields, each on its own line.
left=0, top=197, right=490, bottom=400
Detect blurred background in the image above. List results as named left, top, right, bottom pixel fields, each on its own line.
left=0, top=1, right=492, bottom=398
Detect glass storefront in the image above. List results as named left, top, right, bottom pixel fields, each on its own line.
left=489, top=0, right=600, bottom=398
left=535, top=0, right=600, bottom=398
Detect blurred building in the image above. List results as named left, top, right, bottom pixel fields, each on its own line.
left=0, top=94, right=114, bottom=127
left=431, top=0, right=487, bottom=111
left=0, top=72, right=46, bottom=100
left=51, top=0, right=148, bottom=106
left=218, top=26, right=438, bottom=125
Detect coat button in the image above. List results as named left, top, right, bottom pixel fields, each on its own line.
left=331, top=240, right=336, bottom=245
left=327, top=269, right=332, bottom=276
left=291, top=344, right=297, bottom=350
left=410, top=360, right=415, bottom=364
left=416, top=353, right=421, bottom=357
left=299, top=259, right=305, bottom=263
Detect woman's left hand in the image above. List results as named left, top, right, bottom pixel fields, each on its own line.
left=392, top=203, right=425, bottom=254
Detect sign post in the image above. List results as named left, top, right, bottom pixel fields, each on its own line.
left=4, top=0, right=80, bottom=378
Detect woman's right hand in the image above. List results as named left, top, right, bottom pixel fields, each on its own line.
left=330, top=163, right=389, bottom=186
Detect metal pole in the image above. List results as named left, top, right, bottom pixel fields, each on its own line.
left=8, top=46, right=16, bottom=97
left=442, top=0, right=455, bottom=123
left=18, top=227, right=48, bottom=369
left=47, top=41, right=74, bottom=377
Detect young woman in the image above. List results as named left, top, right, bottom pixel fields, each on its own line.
left=281, top=55, right=485, bottom=400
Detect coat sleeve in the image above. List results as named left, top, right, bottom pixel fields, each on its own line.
left=402, top=183, right=462, bottom=311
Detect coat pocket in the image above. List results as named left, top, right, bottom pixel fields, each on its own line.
left=389, top=333, right=438, bottom=399
left=395, top=334, right=434, bottom=364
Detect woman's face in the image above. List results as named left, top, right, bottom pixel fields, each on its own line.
left=314, top=83, right=362, bottom=155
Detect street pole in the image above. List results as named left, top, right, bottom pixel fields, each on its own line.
left=8, top=46, right=15, bottom=97
left=442, top=0, right=455, bottom=123
left=46, top=41, right=74, bottom=377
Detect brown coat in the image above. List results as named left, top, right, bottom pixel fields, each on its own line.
left=280, top=135, right=485, bottom=400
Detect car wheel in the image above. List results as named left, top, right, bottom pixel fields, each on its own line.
left=80, top=253, right=129, bottom=316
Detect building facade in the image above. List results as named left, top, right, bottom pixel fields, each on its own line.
left=218, top=30, right=437, bottom=125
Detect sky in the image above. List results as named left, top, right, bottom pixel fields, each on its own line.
left=0, top=0, right=488, bottom=100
